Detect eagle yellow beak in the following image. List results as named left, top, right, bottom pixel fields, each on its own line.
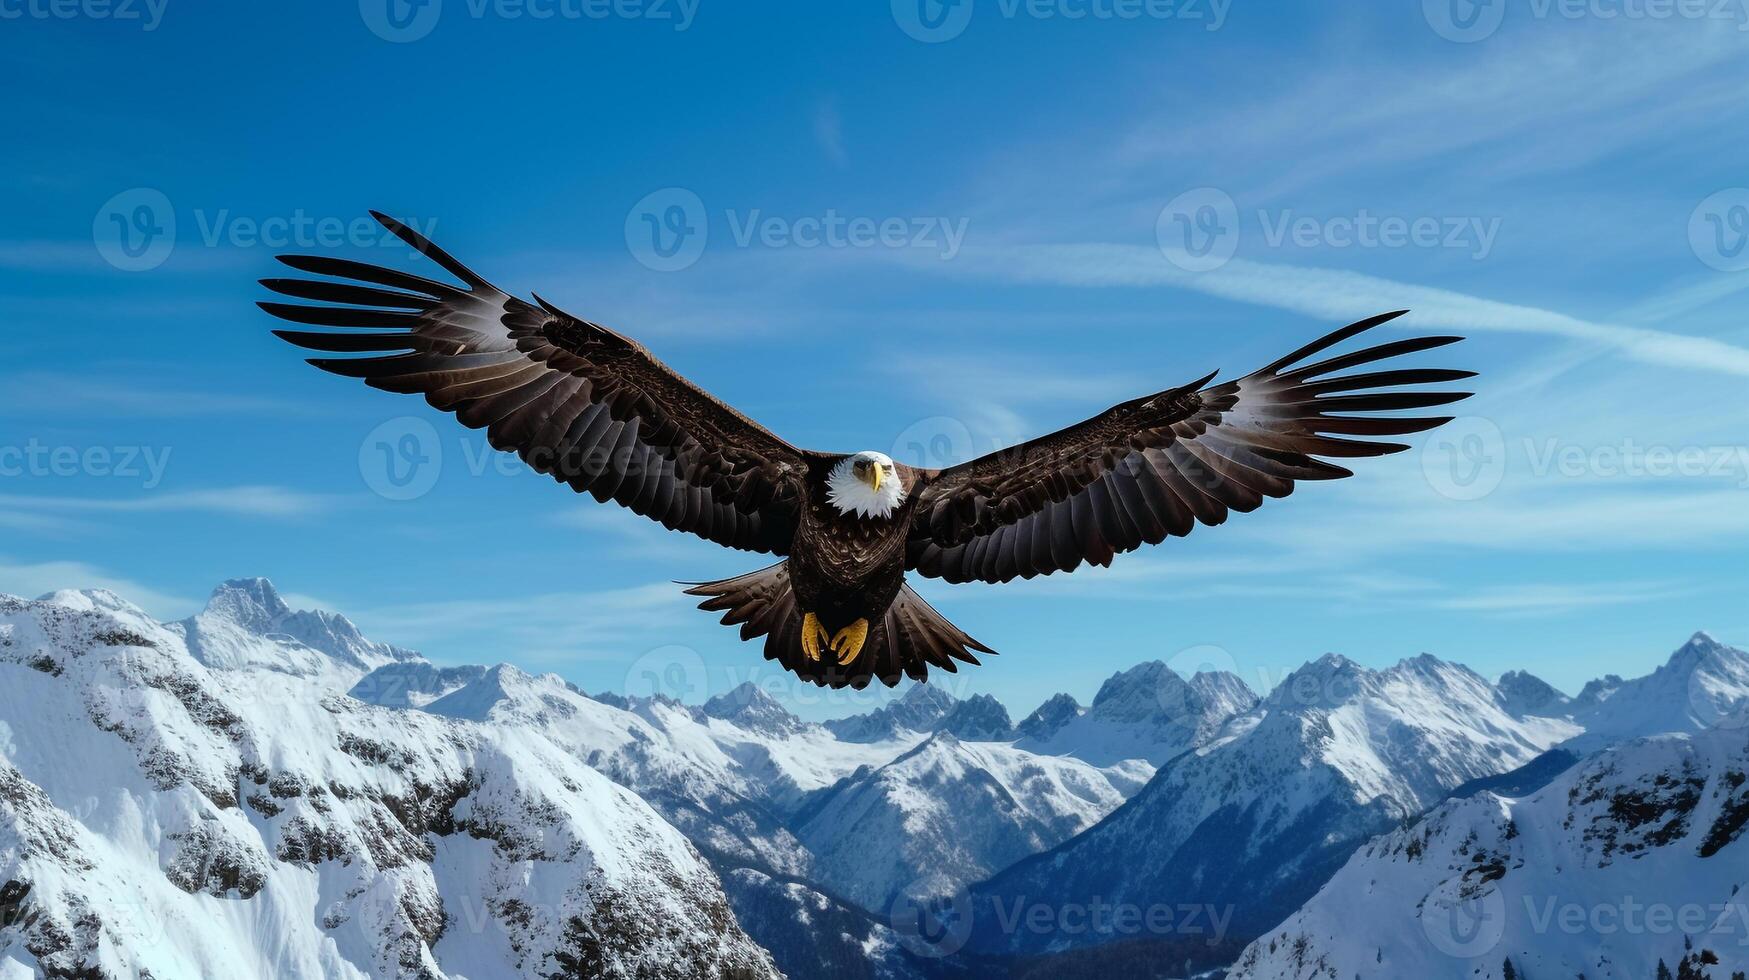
left=867, top=465, right=883, bottom=493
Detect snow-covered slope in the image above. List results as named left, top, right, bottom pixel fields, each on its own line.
left=1451, top=633, right=1749, bottom=802
left=394, top=660, right=923, bottom=879
left=0, top=585, right=778, bottom=980
left=1015, top=662, right=1259, bottom=767
left=719, top=869, right=931, bottom=980
left=1572, top=631, right=1749, bottom=744
left=966, top=653, right=1581, bottom=954
left=1229, top=723, right=1749, bottom=980
left=174, top=577, right=420, bottom=678
left=348, top=661, right=489, bottom=709
left=824, top=684, right=959, bottom=743
left=792, top=732, right=1132, bottom=910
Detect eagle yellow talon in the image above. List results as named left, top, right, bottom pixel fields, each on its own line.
left=801, top=612, right=831, bottom=662
left=830, top=619, right=869, bottom=666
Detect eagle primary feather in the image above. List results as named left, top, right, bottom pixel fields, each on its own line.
left=263, top=213, right=1473, bottom=689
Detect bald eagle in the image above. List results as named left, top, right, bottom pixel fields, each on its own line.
left=262, top=213, right=1472, bottom=689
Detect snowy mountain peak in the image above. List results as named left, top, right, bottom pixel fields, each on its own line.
left=702, top=682, right=809, bottom=735
left=1015, top=693, right=1082, bottom=740
left=1568, top=631, right=1749, bottom=742
left=1669, top=628, right=1730, bottom=669
left=1188, top=669, right=1258, bottom=716
left=897, top=680, right=956, bottom=713
left=422, top=662, right=577, bottom=722
left=201, top=577, right=292, bottom=630
left=178, top=578, right=418, bottom=677
left=823, top=681, right=959, bottom=742
left=34, top=588, right=152, bottom=620
left=1087, top=660, right=1182, bottom=722
left=937, top=693, right=1014, bottom=741
left=1496, top=669, right=1570, bottom=717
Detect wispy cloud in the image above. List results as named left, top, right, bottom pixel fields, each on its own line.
left=343, top=581, right=696, bottom=666
left=1425, top=580, right=1689, bottom=617
left=0, top=486, right=337, bottom=520
left=0, top=372, right=319, bottom=419
left=551, top=506, right=717, bottom=562
left=813, top=97, right=848, bottom=168
left=1139, top=21, right=1747, bottom=192
left=907, top=245, right=1749, bottom=378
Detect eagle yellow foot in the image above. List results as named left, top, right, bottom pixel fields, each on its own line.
left=830, top=618, right=869, bottom=666
left=801, top=612, right=832, bottom=662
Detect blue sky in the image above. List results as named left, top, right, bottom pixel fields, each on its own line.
left=3, top=2, right=1747, bottom=719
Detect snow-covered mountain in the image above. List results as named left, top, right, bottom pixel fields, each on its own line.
left=1495, top=669, right=1571, bottom=718
left=172, top=577, right=421, bottom=677
left=8, top=576, right=1745, bottom=979
left=963, top=653, right=1582, bottom=962
left=1450, top=633, right=1749, bottom=804
left=348, top=644, right=943, bottom=980
left=703, top=683, right=820, bottom=738
left=1228, top=722, right=1749, bottom=979
left=778, top=662, right=1257, bottom=913
left=0, top=583, right=778, bottom=979
left=824, top=684, right=960, bottom=743
left=791, top=732, right=1134, bottom=910
left=1571, top=631, right=1749, bottom=744
left=1014, top=661, right=1259, bottom=767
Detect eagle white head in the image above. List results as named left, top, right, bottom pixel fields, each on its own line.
left=827, top=451, right=905, bottom=519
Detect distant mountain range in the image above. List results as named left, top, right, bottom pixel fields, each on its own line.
left=1, top=578, right=1744, bottom=979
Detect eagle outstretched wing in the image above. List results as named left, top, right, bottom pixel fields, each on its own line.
left=907, top=311, right=1473, bottom=584
left=262, top=212, right=808, bottom=554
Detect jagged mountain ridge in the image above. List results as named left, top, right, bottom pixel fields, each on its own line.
left=0, top=582, right=778, bottom=980
left=1228, top=722, right=1749, bottom=979
left=964, top=652, right=1587, bottom=956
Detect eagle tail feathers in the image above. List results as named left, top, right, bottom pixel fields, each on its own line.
left=684, top=564, right=993, bottom=690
